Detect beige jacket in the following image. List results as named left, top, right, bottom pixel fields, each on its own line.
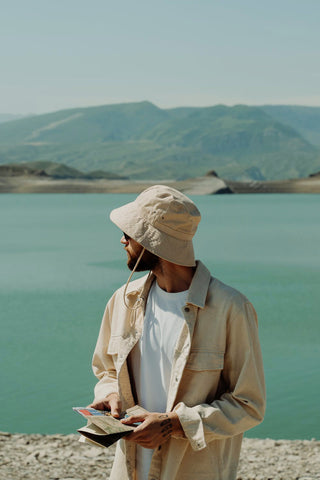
left=92, top=261, right=266, bottom=480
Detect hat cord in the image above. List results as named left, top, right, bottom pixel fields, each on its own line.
left=123, top=247, right=146, bottom=311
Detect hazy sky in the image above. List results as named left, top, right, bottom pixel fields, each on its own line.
left=1, top=0, right=319, bottom=114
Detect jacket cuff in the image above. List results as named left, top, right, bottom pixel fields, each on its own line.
left=94, top=382, right=119, bottom=403
left=174, top=402, right=207, bottom=451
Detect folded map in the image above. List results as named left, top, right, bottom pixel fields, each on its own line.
left=73, top=405, right=147, bottom=448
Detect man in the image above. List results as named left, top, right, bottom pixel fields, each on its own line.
left=90, top=185, right=265, bottom=480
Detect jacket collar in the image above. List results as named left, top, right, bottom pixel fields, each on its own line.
left=125, top=260, right=211, bottom=309
left=186, top=260, right=211, bottom=309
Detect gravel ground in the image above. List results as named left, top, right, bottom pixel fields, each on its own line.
left=0, top=432, right=319, bottom=480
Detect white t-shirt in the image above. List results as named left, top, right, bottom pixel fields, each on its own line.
left=130, top=281, right=188, bottom=480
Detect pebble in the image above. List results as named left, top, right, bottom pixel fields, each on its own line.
left=0, top=432, right=319, bottom=479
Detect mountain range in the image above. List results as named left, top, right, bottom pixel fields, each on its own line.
left=0, top=102, right=319, bottom=181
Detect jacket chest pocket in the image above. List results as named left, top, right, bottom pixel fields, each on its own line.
left=185, top=350, right=224, bottom=371
left=107, top=336, right=124, bottom=372
left=107, top=335, right=137, bottom=373
left=179, top=350, right=225, bottom=404
left=107, top=336, right=120, bottom=354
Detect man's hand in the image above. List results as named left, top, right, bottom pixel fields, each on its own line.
left=120, top=411, right=184, bottom=449
left=88, top=393, right=122, bottom=418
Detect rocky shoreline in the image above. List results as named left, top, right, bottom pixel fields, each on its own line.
left=1, top=173, right=320, bottom=194
left=0, top=432, right=319, bottom=480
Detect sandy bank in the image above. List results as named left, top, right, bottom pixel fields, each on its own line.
left=1, top=174, right=320, bottom=194
left=0, top=432, right=319, bottom=480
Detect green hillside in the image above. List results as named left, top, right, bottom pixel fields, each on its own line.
left=0, top=102, right=319, bottom=180
left=262, top=106, right=320, bottom=147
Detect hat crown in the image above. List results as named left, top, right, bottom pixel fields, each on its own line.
left=136, top=186, right=200, bottom=240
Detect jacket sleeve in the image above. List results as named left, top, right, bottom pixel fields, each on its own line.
left=174, top=301, right=266, bottom=451
left=91, top=301, right=119, bottom=402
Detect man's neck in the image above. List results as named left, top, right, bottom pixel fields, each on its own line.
left=152, top=260, right=195, bottom=293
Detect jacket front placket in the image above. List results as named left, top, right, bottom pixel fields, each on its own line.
left=116, top=305, right=145, bottom=409
left=115, top=276, right=154, bottom=407
left=166, top=303, right=198, bottom=413
left=166, top=261, right=211, bottom=412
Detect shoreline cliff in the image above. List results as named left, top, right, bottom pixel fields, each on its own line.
left=1, top=173, right=320, bottom=194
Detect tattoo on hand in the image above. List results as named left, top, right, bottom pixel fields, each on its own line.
left=160, top=418, right=171, bottom=427
left=158, top=415, right=173, bottom=438
left=161, top=424, right=172, bottom=433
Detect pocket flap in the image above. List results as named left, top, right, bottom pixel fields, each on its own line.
left=186, top=351, right=224, bottom=371
left=107, top=336, right=120, bottom=355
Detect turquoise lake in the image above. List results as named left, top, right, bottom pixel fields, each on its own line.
left=0, top=193, right=319, bottom=439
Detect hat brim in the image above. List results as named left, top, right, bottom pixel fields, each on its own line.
left=110, top=202, right=196, bottom=267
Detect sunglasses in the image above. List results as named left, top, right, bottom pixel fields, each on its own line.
left=123, top=232, right=131, bottom=241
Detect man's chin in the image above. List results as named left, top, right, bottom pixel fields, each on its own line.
left=127, top=260, right=149, bottom=272
left=127, top=253, right=159, bottom=272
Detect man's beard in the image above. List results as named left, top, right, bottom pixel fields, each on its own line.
left=127, top=248, right=159, bottom=272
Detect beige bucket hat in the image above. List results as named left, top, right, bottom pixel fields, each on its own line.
left=110, top=185, right=201, bottom=266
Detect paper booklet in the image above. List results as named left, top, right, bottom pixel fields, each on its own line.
left=73, top=405, right=147, bottom=448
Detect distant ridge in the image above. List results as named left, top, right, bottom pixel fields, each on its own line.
left=0, top=101, right=319, bottom=181
left=0, top=114, right=26, bottom=124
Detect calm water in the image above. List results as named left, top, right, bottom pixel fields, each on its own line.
left=0, top=194, right=319, bottom=439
